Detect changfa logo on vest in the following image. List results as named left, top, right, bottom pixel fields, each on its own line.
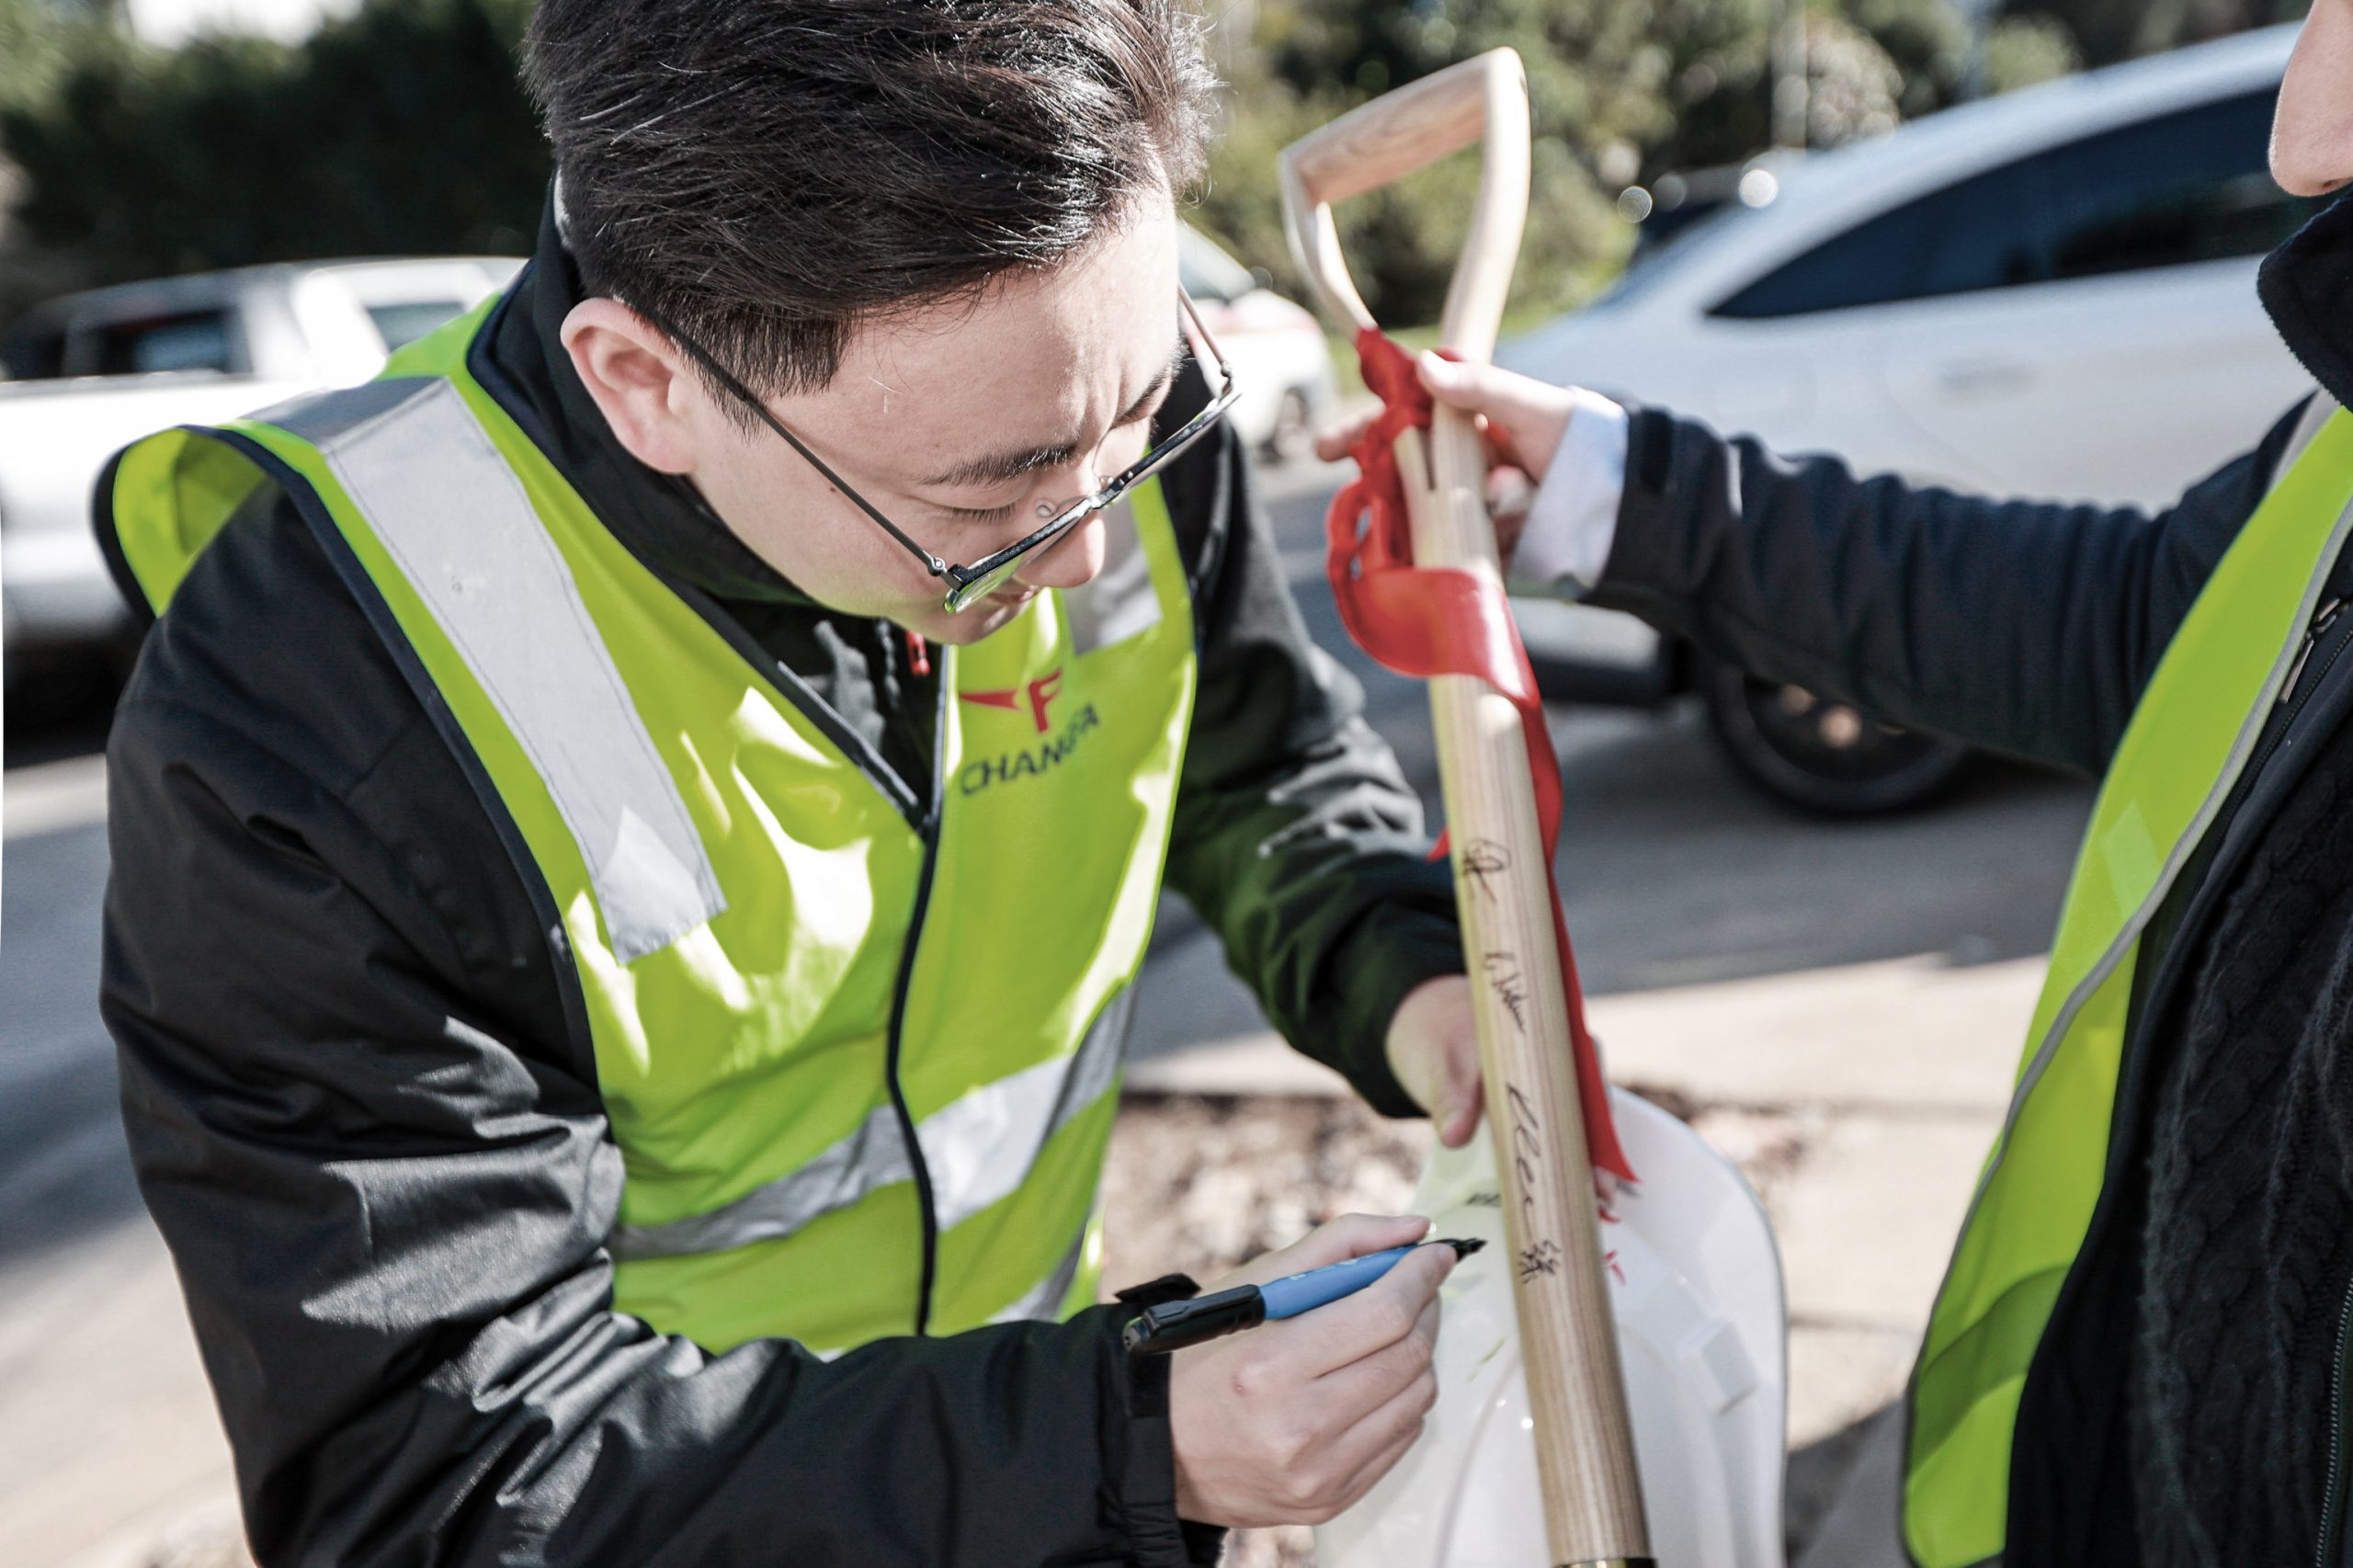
left=957, top=666, right=1102, bottom=795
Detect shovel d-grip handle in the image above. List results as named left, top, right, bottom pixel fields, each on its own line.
left=1279, top=49, right=1654, bottom=1568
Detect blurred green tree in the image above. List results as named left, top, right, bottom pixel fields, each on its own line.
left=0, top=0, right=2149, bottom=346
left=1, top=0, right=544, bottom=290
left=1196, top=0, right=1946, bottom=328
left=0, top=0, right=124, bottom=322
left=1997, top=0, right=2305, bottom=68
left=1984, top=13, right=2083, bottom=89
left=1, top=0, right=108, bottom=110
left=1847, top=0, right=1972, bottom=114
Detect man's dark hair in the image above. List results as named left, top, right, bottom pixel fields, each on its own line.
left=523, top=0, right=1214, bottom=403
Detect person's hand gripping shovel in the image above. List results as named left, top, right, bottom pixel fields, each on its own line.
left=1279, top=49, right=1792, bottom=1568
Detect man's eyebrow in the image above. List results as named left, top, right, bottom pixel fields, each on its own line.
left=1120, top=337, right=1190, bottom=427
left=922, top=441, right=1078, bottom=492
left=918, top=335, right=1189, bottom=492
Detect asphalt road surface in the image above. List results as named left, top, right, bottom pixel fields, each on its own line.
left=0, top=459, right=2097, bottom=1561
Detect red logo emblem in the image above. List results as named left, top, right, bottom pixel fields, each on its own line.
left=961, top=666, right=1063, bottom=734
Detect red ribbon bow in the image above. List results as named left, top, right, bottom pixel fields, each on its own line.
left=1326, top=328, right=1634, bottom=1184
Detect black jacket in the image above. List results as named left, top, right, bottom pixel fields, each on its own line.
left=98, top=203, right=1464, bottom=1567
left=1586, top=191, right=2353, bottom=1563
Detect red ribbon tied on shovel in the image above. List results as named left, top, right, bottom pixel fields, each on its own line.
left=1326, top=328, right=1634, bottom=1184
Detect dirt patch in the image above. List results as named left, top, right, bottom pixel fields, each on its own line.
left=1098, top=1092, right=1433, bottom=1290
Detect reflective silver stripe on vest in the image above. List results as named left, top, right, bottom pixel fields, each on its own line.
left=290, top=379, right=726, bottom=963
left=254, top=377, right=440, bottom=445
left=612, top=985, right=1134, bottom=1261
left=2287, top=387, right=2341, bottom=466
left=921, top=985, right=1133, bottom=1229
left=609, top=1102, right=913, bottom=1262
left=990, top=1228, right=1090, bottom=1324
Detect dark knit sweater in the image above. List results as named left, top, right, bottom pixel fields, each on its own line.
left=2131, top=639, right=2353, bottom=1566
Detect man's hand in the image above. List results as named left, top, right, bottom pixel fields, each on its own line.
left=1385, top=973, right=1483, bottom=1148
left=1314, top=353, right=1581, bottom=568
left=1169, top=1213, right=1456, bottom=1528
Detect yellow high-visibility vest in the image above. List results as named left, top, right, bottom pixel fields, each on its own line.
left=103, top=297, right=1200, bottom=1355
left=1905, top=395, right=2353, bottom=1566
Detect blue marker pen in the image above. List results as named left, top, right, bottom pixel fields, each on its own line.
left=1122, top=1237, right=1484, bottom=1356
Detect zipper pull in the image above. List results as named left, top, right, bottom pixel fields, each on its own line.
left=2282, top=597, right=2345, bottom=703
left=904, top=629, right=932, bottom=678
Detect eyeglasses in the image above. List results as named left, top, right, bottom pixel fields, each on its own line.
left=639, top=289, right=1242, bottom=614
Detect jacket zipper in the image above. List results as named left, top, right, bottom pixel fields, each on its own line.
left=882, top=661, right=948, bottom=1335
left=2284, top=600, right=2347, bottom=706
left=2317, top=1279, right=2353, bottom=1568
left=2238, top=599, right=2352, bottom=814
left=2188, top=599, right=2353, bottom=898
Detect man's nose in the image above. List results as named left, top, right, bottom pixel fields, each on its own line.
left=1014, top=512, right=1109, bottom=591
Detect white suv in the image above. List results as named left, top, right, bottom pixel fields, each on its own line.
left=1503, top=23, right=2318, bottom=812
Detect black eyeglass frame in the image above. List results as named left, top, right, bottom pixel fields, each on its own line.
left=637, top=289, right=1243, bottom=614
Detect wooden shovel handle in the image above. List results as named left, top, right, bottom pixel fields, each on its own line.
left=1278, top=48, right=1527, bottom=356
left=1279, top=48, right=1654, bottom=1567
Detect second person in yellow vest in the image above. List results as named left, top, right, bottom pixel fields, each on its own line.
left=1330, top=9, right=2353, bottom=1562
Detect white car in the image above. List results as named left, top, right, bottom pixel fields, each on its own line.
left=1178, top=224, right=1339, bottom=461
left=0, top=257, right=520, bottom=704
left=1503, top=23, right=2316, bottom=812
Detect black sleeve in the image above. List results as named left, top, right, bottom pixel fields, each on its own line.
left=1588, top=398, right=2315, bottom=775
left=1154, top=374, right=1464, bottom=1118
left=102, top=516, right=1208, bottom=1568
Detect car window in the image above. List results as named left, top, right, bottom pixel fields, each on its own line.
left=1711, top=85, right=2309, bottom=321
left=87, top=310, right=237, bottom=375
left=1710, top=157, right=2040, bottom=319
left=366, top=299, right=472, bottom=352
left=2040, top=89, right=2322, bottom=281
left=1584, top=200, right=1753, bottom=315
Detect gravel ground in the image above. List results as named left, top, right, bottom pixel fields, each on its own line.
left=1098, top=1092, right=1433, bottom=1289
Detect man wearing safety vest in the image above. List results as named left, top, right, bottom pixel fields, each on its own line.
left=95, top=3, right=1492, bottom=1562
left=1354, top=5, right=2353, bottom=1562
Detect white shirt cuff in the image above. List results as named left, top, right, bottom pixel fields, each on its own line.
left=1510, top=388, right=1629, bottom=599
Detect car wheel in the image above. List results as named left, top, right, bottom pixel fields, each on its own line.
left=1262, top=389, right=1315, bottom=465
left=1697, top=658, right=1969, bottom=815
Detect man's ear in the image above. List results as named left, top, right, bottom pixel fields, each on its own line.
left=560, top=298, right=706, bottom=474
